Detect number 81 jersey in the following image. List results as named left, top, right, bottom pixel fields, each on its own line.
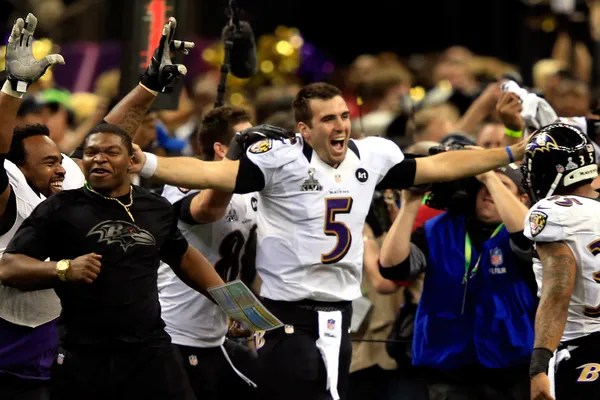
left=157, top=185, right=258, bottom=347
left=245, top=134, right=404, bottom=302
left=524, top=194, right=600, bottom=341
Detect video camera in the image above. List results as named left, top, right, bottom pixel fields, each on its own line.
left=423, top=143, right=480, bottom=214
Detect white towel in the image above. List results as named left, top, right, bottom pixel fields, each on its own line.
left=548, top=346, right=574, bottom=397
left=501, top=80, right=558, bottom=131
left=315, top=310, right=342, bottom=400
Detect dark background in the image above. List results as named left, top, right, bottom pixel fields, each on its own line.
left=0, top=0, right=557, bottom=86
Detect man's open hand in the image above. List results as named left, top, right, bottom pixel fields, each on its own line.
left=4, top=13, right=64, bottom=93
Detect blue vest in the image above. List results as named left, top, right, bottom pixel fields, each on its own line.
left=413, top=213, right=536, bottom=369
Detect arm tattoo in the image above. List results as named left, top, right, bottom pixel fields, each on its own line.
left=534, top=241, right=576, bottom=351
left=117, top=104, right=149, bottom=136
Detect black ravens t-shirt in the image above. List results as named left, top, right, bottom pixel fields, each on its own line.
left=5, top=186, right=189, bottom=349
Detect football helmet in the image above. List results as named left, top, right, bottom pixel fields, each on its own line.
left=522, top=122, right=598, bottom=203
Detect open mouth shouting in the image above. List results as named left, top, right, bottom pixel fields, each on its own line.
left=330, top=135, right=347, bottom=155
left=90, top=167, right=112, bottom=178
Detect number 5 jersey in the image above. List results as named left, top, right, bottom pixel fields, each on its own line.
left=243, top=134, right=404, bottom=302
left=524, top=194, right=600, bottom=341
left=157, top=185, right=258, bottom=348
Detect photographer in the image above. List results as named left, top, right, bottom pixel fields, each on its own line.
left=379, top=152, right=537, bottom=400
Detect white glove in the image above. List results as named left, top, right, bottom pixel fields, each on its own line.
left=3, top=13, right=65, bottom=96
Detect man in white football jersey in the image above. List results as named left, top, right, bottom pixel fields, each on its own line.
left=0, top=14, right=189, bottom=400
left=158, top=106, right=259, bottom=400
left=133, top=82, right=526, bottom=400
left=522, top=123, right=600, bottom=400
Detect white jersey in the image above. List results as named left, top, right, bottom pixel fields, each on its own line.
left=524, top=194, right=600, bottom=341
left=158, top=185, right=258, bottom=348
left=245, top=134, right=404, bottom=302
left=0, top=155, right=84, bottom=327
left=0, top=155, right=83, bottom=256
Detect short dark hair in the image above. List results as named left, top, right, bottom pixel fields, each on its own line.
left=292, top=82, right=342, bottom=127
left=84, top=123, right=133, bottom=155
left=16, top=97, right=43, bottom=118
left=198, top=106, right=252, bottom=160
left=7, top=124, right=51, bottom=166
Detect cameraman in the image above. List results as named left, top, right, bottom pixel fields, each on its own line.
left=379, top=161, right=537, bottom=400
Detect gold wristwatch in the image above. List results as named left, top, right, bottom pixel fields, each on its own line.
left=56, top=259, right=70, bottom=282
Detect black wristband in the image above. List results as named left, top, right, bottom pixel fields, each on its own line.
left=529, top=347, right=554, bottom=379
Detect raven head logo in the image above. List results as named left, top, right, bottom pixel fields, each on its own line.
left=87, top=220, right=156, bottom=251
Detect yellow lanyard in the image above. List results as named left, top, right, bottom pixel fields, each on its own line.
left=461, top=223, right=504, bottom=314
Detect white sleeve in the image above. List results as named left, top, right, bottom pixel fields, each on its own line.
left=62, top=155, right=85, bottom=190
left=161, top=184, right=199, bottom=204
left=523, top=198, right=570, bottom=242
left=353, top=136, right=405, bottom=183
left=244, top=136, right=302, bottom=193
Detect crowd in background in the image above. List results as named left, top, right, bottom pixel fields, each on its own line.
left=2, top=1, right=600, bottom=400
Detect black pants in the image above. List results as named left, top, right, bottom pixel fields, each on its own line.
left=50, top=343, right=195, bottom=400
left=426, top=364, right=529, bottom=400
left=257, top=299, right=353, bottom=400
left=0, top=374, right=50, bottom=400
left=348, top=365, right=429, bottom=400
left=175, top=338, right=258, bottom=400
left=555, top=335, right=600, bottom=399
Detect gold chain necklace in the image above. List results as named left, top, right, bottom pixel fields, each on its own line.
left=84, top=181, right=135, bottom=222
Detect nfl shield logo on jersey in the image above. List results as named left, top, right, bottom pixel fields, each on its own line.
left=529, top=210, right=548, bottom=237
left=490, top=247, right=503, bottom=266
left=57, top=353, right=65, bottom=365
left=189, top=355, right=198, bottom=366
left=327, top=319, right=335, bottom=330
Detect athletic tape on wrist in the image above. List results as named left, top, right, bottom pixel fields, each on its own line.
left=1, top=80, right=24, bottom=98
left=139, top=152, right=158, bottom=178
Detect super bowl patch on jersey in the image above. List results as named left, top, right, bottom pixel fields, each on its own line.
left=249, top=139, right=272, bottom=154
left=529, top=210, right=548, bottom=237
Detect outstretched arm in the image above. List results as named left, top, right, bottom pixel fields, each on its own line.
left=144, top=154, right=240, bottom=192
left=132, top=125, right=294, bottom=192
left=413, top=141, right=526, bottom=185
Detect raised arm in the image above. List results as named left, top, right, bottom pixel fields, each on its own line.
left=0, top=14, right=64, bottom=217
left=91, top=18, right=193, bottom=140
left=477, top=168, right=529, bottom=233
left=379, top=190, right=423, bottom=267
left=0, top=92, right=20, bottom=219
left=104, top=17, right=193, bottom=134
